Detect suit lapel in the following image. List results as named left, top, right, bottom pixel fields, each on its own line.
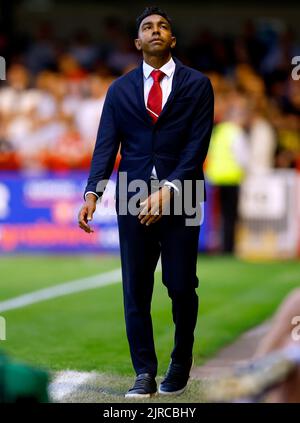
left=133, top=56, right=185, bottom=126
left=134, top=61, right=153, bottom=125
left=157, top=57, right=184, bottom=123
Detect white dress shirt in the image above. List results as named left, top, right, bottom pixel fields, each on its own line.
left=143, top=57, right=175, bottom=119
left=143, top=57, right=177, bottom=189
left=85, top=57, right=178, bottom=200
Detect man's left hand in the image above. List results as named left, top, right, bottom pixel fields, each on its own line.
left=138, top=186, right=172, bottom=226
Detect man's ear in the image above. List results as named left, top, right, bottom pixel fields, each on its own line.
left=171, top=36, right=176, bottom=49
left=134, top=38, right=142, bottom=51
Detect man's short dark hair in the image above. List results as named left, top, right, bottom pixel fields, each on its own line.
left=136, top=6, right=172, bottom=34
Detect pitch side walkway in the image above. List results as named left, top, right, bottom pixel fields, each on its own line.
left=190, top=321, right=272, bottom=379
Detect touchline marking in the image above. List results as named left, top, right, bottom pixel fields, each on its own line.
left=48, top=370, right=95, bottom=402
left=0, top=268, right=122, bottom=313
left=0, top=260, right=162, bottom=313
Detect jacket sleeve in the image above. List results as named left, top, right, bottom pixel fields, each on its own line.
left=165, top=77, right=214, bottom=190
left=83, top=84, right=121, bottom=200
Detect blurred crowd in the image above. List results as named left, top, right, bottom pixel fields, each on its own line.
left=0, top=19, right=299, bottom=173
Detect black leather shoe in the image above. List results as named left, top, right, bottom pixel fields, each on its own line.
left=159, top=357, right=194, bottom=395
left=125, top=373, right=157, bottom=398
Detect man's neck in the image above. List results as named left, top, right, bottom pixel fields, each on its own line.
left=143, top=52, right=172, bottom=69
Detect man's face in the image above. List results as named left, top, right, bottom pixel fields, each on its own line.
left=135, top=14, right=176, bottom=56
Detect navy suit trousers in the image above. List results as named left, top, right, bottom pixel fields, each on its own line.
left=116, top=187, right=200, bottom=377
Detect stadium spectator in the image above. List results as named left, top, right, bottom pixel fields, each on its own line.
left=253, top=288, right=300, bottom=403
left=69, top=29, right=99, bottom=71
left=205, top=92, right=250, bottom=253
left=24, top=22, right=57, bottom=75
left=73, top=75, right=107, bottom=149
left=208, top=288, right=300, bottom=403
left=0, top=19, right=299, bottom=173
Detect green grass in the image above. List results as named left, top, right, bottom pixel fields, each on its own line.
left=0, top=255, right=120, bottom=299
left=1, top=255, right=299, bottom=377
left=49, top=371, right=209, bottom=403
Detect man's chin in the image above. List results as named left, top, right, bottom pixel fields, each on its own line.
left=147, top=46, right=169, bottom=56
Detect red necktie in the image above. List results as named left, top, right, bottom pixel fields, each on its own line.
left=147, top=69, right=165, bottom=123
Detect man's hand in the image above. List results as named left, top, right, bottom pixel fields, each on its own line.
left=138, top=186, right=172, bottom=226
left=78, top=193, right=98, bottom=233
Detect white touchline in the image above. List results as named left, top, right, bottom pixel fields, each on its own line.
left=0, top=260, right=162, bottom=313
left=48, top=370, right=96, bottom=402
left=0, top=269, right=122, bottom=313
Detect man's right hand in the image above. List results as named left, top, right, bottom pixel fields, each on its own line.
left=78, top=193, right=98, bottom=233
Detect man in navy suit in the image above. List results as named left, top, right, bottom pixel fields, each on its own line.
left=78, top=6, right=214, bottom=398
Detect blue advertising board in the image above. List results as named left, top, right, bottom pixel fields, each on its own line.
left=0, top=171, right=216, bottom=254
left=0, top=171, right=119, bottom=254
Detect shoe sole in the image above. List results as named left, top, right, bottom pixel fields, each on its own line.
left=124, top=391, right=158, bottom=399
left=158, top=385, right=187, bottom=395
left=158, top=357, right=194, bottom=396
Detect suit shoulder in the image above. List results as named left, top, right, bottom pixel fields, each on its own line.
left=179, top=64, right=213, bottom=100
left=105, top=67, right=140, bottom=100
left=109, top=67, right=140, bottom=89
left=182, top=64, right=211, bottom=86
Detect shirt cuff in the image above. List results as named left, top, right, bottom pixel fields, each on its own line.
left=85, top=191, right=100, bottom=201
left=163, top=180, right=180, bottom=195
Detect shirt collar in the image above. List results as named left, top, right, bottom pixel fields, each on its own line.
left=143, top=57, right=175, bottom=80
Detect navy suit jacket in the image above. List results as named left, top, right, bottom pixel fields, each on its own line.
left=84, top=56, right=214, bottom=204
